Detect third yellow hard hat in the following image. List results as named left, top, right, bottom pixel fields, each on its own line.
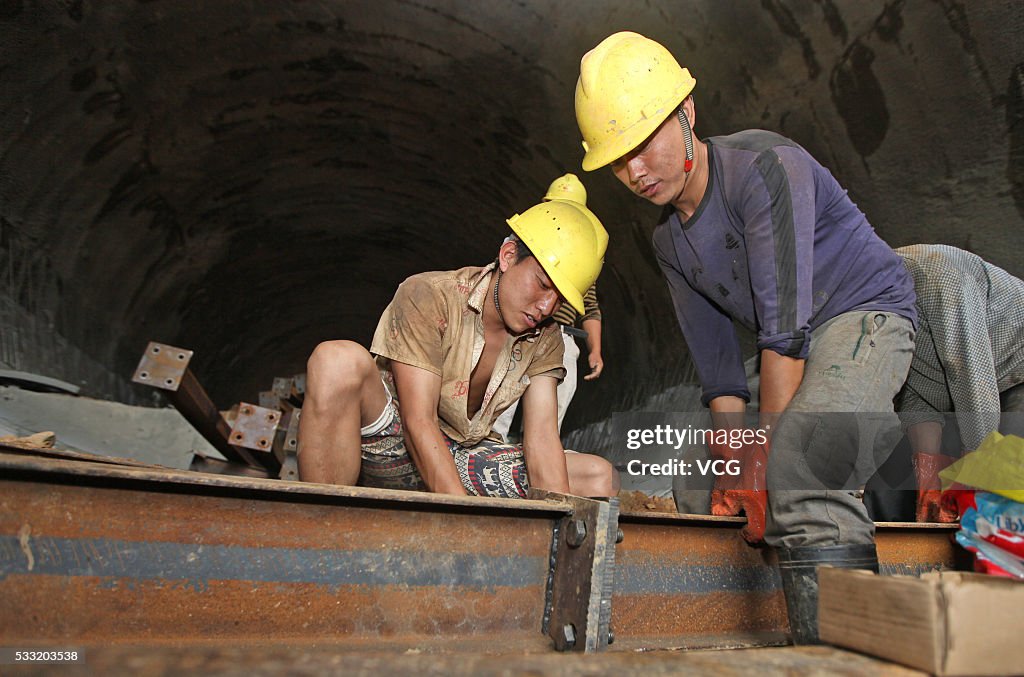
left=543, top=173, right=588, bottom=205
left=575, top=32, right=696, bottom=171
left=541, top=173, right=608, bottom=259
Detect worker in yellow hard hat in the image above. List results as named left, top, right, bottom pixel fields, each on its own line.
left=575, top=31, right=918, bottom=644
left=297, top=189, right=616, bottom=501
left=494, top=174, right=608, bottom=442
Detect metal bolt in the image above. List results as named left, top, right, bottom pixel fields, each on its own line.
left=561, top=623, right=576, bottom=650
left=616, top=528, right=624, bottom=544
left=607, top=628, right=615, bottom=645
left=566, top=519, right=587, bottom=548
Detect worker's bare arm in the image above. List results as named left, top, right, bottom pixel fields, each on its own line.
left=390, top=361, right=467, bottom=495
left=758, top=350, right=805, bottom=431
left=520, top=375, right=571, bottom=493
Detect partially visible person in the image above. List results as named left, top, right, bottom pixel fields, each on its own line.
left=895, top=244, right=1024, bottom=522
left=493, top=174, right=606, bottom=440
left=297, top=194, right=617, bottom=499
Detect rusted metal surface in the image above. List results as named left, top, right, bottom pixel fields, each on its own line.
left=874, top=522, right=960, bottom=575
left=531, top=491, right=619, bottom=652
left=0, top=451, right=569, bottom=647
left=5, top=643, right=929, bottom=676
left=0, top=450, right=960, bottom=654
left=189, top=453, right=272, bottom=478
left=613, top=514, right=784, bottom=644
left=612, top=511, right=957, bottom=648
left=132, top=341, right=263, bottom=469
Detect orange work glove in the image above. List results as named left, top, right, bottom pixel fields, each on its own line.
left=912, top=452, right=958, bottom=523
left=709, top=441, right=743, bottom=516
left=709, top=440, right=770, bottom=544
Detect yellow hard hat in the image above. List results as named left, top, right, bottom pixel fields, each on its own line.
left=541, top=173, right=609, bottom=257
left=543, top=173, right=588, bottom=205
left=507, top=200, right=607, bottom=314
left=575, top=31, right=696, bottom=171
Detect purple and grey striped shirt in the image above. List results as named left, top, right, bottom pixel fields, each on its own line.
left=653, top=130, right=917, bottom=406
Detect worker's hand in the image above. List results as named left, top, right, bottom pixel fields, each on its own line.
left=913, top=452, right=959, bottom=523
left=709, top=439, right=770, bottom=545
left=583, top=351, right=604, bottom=380
left=917, top=490, right=957, bottom=523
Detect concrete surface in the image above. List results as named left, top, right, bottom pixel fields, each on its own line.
left=0, top=386, right=219, bottom=467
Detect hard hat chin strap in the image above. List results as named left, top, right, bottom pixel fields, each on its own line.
left=677, top=106, right=694, bottom=173
left=493, top=270, right=506, bottom=325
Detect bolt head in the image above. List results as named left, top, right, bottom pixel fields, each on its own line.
left=561, top=623, right=576, bottom=649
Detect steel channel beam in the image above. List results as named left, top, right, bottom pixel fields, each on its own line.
left=0, top=452, right=571, bottom=647
left=610, top=512, right=958, bottom=650
left=132, top=342, right=265, bottom=470
left=0, top=450, right=960, bottom=652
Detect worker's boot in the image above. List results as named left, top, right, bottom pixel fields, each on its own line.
left=776, top=543, right=879, bottom=645
left=912, top=452, right=958, bottom=523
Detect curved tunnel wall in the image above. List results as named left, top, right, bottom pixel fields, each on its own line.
left=2, top=1, right=1022, bottom=439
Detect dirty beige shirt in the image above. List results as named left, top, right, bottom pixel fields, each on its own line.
left=371, top=263, right=565, bottom=446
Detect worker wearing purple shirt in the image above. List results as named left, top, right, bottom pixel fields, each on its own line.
left=653, top=129, right=915, bottom=404
left=575, top=32, right=916, bottom=645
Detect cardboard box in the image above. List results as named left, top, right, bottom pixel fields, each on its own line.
left=819, top=568, right=1024, bottom=676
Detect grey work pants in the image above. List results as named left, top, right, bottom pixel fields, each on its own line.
left=765, top=310, right=915, bottom=548
left=1001, top=382, right=1024, bottom=438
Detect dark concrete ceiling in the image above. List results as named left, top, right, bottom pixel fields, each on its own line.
left=2, top=1, right=1023, bottom=429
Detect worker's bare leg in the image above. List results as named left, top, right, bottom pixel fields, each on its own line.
left=565, top=453, right=619, bottom=497
left=297, top=340, right=390, bottom=485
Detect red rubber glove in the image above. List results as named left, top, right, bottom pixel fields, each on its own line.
left=912, top=452, right=958, bottom=523
left=709, top=440, right=770, bottom=544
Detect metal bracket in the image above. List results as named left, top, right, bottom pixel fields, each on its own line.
left=290, top=373, right=306, bottom=404
left=229, top=403, right=281, bottom=452
left=272, top=377, right=293, bottom=400
left=132, top=341, right=265, bottom=471
left=258, top=390, right=282, bottom=410
left=132, top=342, right=192, bottom=391
left=274, top=407, right=301, bottom=481
left=530, top=489, right=620, bottom=652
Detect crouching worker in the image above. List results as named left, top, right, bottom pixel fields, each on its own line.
left=895, top=244, right=1024, bottom=522
left=297, top=198, right=618, bottom=498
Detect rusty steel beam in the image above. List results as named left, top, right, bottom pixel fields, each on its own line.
left=0, top=449, right=961, bottom=653
left=609, top=511, right=958, bottom=651
left=131, top=341, right=265, bottom=470
left=0, top=451, right=571, bottom=648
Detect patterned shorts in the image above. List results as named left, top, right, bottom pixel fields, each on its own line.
left=359, top=399, right=530, bottom=498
